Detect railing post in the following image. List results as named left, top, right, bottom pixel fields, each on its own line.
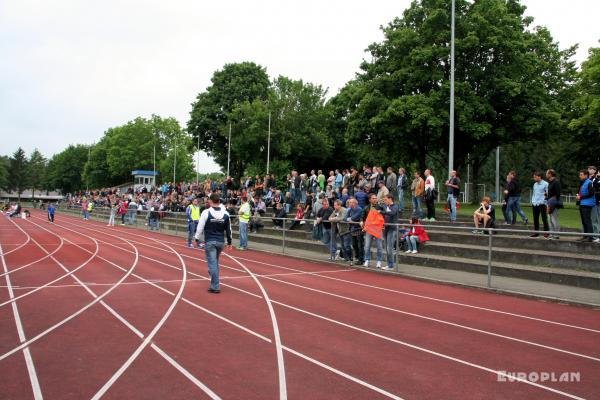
left=395, top=224, right=400, bottom=271
left=175, top=212, right=179, bottom=235
left=487, top=229, right=493, bottom=288
left=282, top=219, right=286, bottom=254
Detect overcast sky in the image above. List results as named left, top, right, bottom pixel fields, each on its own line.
left=1, top=0, right=598, bottom=173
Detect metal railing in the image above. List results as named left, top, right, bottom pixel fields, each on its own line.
left=54, top=205, right=598, bottom=291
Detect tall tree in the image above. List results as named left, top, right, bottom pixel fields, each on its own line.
left=0, top=156, right=9, bottom=191
left=45, top=145, right=89, bottom=194
left=342, top=0, right=575, bottom=180
left=27, top=149, right=47, bottom=199
left=187, top=62, right=271, bottom=178
left=8, top=148, right=29, bottom=201
left=568, top=45, right=600, bottom=166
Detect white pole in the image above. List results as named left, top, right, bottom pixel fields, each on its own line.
left=466, top=153, right=470, bottom=203
left=173, top=137, right=176, bottom=183
left=86, top=144, right=91, bottom=192
left=448, top=0, right=455, bottom=179
left=267, top=111, right=271, bottom=175
left=196, top=135, right=200, bottom=185
left=153, top=143, right=156, bottom=187
left=227, top=122, right=232, bottom=177
left=495, top=146, right=500, bottom=202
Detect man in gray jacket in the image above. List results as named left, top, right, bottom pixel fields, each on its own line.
left=328, top=199, right=350, bottom=263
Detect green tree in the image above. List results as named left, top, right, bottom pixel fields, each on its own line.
left=8, top=148, right=29, bottom=200
left=159, top=131, right=195, bottom=183
left=568, top=45, right=600, bottom=166
left=187, top=62, right=271, bottom=178
left=342, top=0, right=575, bottom=184
left=0, top=156, right=9, bottom=191
left=27, top=149, right=47, bottom=199
left=45, top=145, right=89, bottom=194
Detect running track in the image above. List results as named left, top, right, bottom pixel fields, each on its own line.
left=0, top=210, right=599, bottom=399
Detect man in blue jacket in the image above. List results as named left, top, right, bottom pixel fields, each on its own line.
left=577, top=169, right=596, bottom=242
left=195, top=194, right=233, bottom=293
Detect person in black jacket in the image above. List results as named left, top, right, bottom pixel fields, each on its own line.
left=589, top=166, right=600, bottom=242
left=504, top=171, right=528, bottom=225
left=546, top=169, right=563, bottom=240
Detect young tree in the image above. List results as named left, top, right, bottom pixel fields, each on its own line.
left=27, top=149, right=47, bottom=199
left=8, top=148, right=29, bottom=201
left=45, top=145, right=89, bottom=194
left=0, top=156, right=9, bottom=191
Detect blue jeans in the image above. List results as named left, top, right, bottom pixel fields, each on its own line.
left=406, top=236, right=420, bottom=251
left=188, top=220, right=199, bottom=245
left=83, top=210, right=89, bottom=219
left=364, top=233, right=383, bottom=262
left=591, top=204, right=599, bottom=238
left=239, top=221, right=248, bottom=249
left=507, top=196, right=527, bottom=224
left=300, top=190, right=307, bottom=204
left=128, top=210, right=137, bottom=225
left=412, top=196, right=423, bottom=219
left=321, top=227, right=332, bottom=252
left=149, top=218, right=159, bottom=230
left=293, top=188, right=301, bottom=204
left=205, top=241, right=224, bottom=290
left=385, top=229, right=397, bottom=267
left=447, top=194, right=457, bottom=221
left=397, top=189, right=405, bottom=211
left=341, top=234, right=353, bottom=260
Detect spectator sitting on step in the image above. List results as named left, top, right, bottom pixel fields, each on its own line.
left=472, top=197, right=496, bottom=234
left=288, top=203, right=306, bottom=230
left=272, top=202, right=287, bottom=229
left=403, top=217, right=429, bottom=254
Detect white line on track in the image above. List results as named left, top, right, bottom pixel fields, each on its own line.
left=3, top=268, right=354, bottom=290
left=223, top=253, right=287, bottom=400
left=0, top=235, right=43, bottom=399
left=0, top=234, right=65, bottom=279
left=39, top=214, right=407, bottom=399
left=232, top=255, right=600, bottom=334
left=68, top=219, right=600, bottom=364
left=24, top=217, right=221, bottom=399
left=133, top=230, right=600, bottom=335
left=0, top=224, right=31, bottom=256
left=90, top=237, right=188, bottom=399
left=0, top=223, right=140, bottom=362
left=44, top=213, right=591, bottom=399
left=1, top=219, right=99, bottom=308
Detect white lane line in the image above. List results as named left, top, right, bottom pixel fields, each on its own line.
left=0, top=234, right=65, bottom=279
left=3, top=269, right=354, bottom=290
left=47, top=215, right=406, bottom=399
left=223, top=253, right=287, bottom=400
left=103, top=227, right=600, bottom=335
left=0, top=225, right=31, bottom=256
left=234, top=255, right=600, bottom=334
left=272, top=301, right=585, bottom=400
left=48, top=213, right=589, bottom=399
left=91, top=238, right=188, bottom=399
left=0, top=240, right=43, bottom=399
left=1, top=219, right=99, bottom=308
left=259, top=274, right=600, bottom=363
left=0, top=226, right=140, bottom=362
left=26, top=218, right=222, bottom=399
left=50, top=215, right=600, bottom=363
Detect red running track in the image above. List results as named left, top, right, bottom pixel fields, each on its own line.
left=0, top=209, right=599, bottom=399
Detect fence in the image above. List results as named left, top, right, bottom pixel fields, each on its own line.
left=54, top=204, right=599, bottom=300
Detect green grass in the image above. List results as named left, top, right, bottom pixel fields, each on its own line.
left=436, top=203, right=582, bottom=229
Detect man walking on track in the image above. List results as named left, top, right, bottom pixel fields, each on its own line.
left=186, top=198, right=202, bottom=248
left=195, top=194, right=232, bottom=293
left=47, top=203, right=55, bottom=223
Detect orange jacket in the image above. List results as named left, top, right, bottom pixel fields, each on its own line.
left=364, top=209, right=384, bottom=239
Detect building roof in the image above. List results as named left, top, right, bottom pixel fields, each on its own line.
left=131, top=170, right=159, bottom=176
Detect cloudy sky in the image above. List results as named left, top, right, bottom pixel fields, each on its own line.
left=1, top=0, right=598, bottom=173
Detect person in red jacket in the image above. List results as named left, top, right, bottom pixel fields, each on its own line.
left=404, top=217, right=429, bottom=254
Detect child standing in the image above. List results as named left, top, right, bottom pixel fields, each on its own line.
left=47, top=203, right=56, bottom=223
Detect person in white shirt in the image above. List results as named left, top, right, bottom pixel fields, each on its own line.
left=424, top=169, right=436, bottom=221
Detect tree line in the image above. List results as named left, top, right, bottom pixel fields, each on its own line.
left=2, top=0, right=598, bottom=198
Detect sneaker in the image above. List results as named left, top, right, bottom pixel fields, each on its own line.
left=236, top=246, right=245, bottom=251
left=405, top=250, right=411, bottom=253
left=198, top=242, right=205, bottom=249
left=593, top=238, right=600, bottom=243
left=348, top=260, right=354, bottom=266
left=429, top=218, right=436, bottom=222
left=207, top=288, right=220, bottom=294
left=543, top=234, right=550, bottom=239
left=335, top=249, right=341, bottom=259
left=411, top=250, right=418, bottom=254
left=187, top=243, right=193, bottom=248
left=362, top=261, right=369, bottom=267
left=524, top=218, right=529, bottom=225
left=376, top=261, right=382, bottom=269
left=354, top=260, right=363, bottom=265
left=383, top=266, right=393, bottom=271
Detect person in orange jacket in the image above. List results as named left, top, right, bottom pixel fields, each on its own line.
left=361, top=193, right=385, bottom=268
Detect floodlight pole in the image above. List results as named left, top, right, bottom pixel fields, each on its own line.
left=448, top=0, right=455, bottom=179
left=495, top=146, right=500, bottom=202
left=196, top=134, right=200, bottom=185
left=173, top=137, right=177, bottom=183
left=267, top=110, right=271, bottom=175
left=227, top=122, right=232, bottom=177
